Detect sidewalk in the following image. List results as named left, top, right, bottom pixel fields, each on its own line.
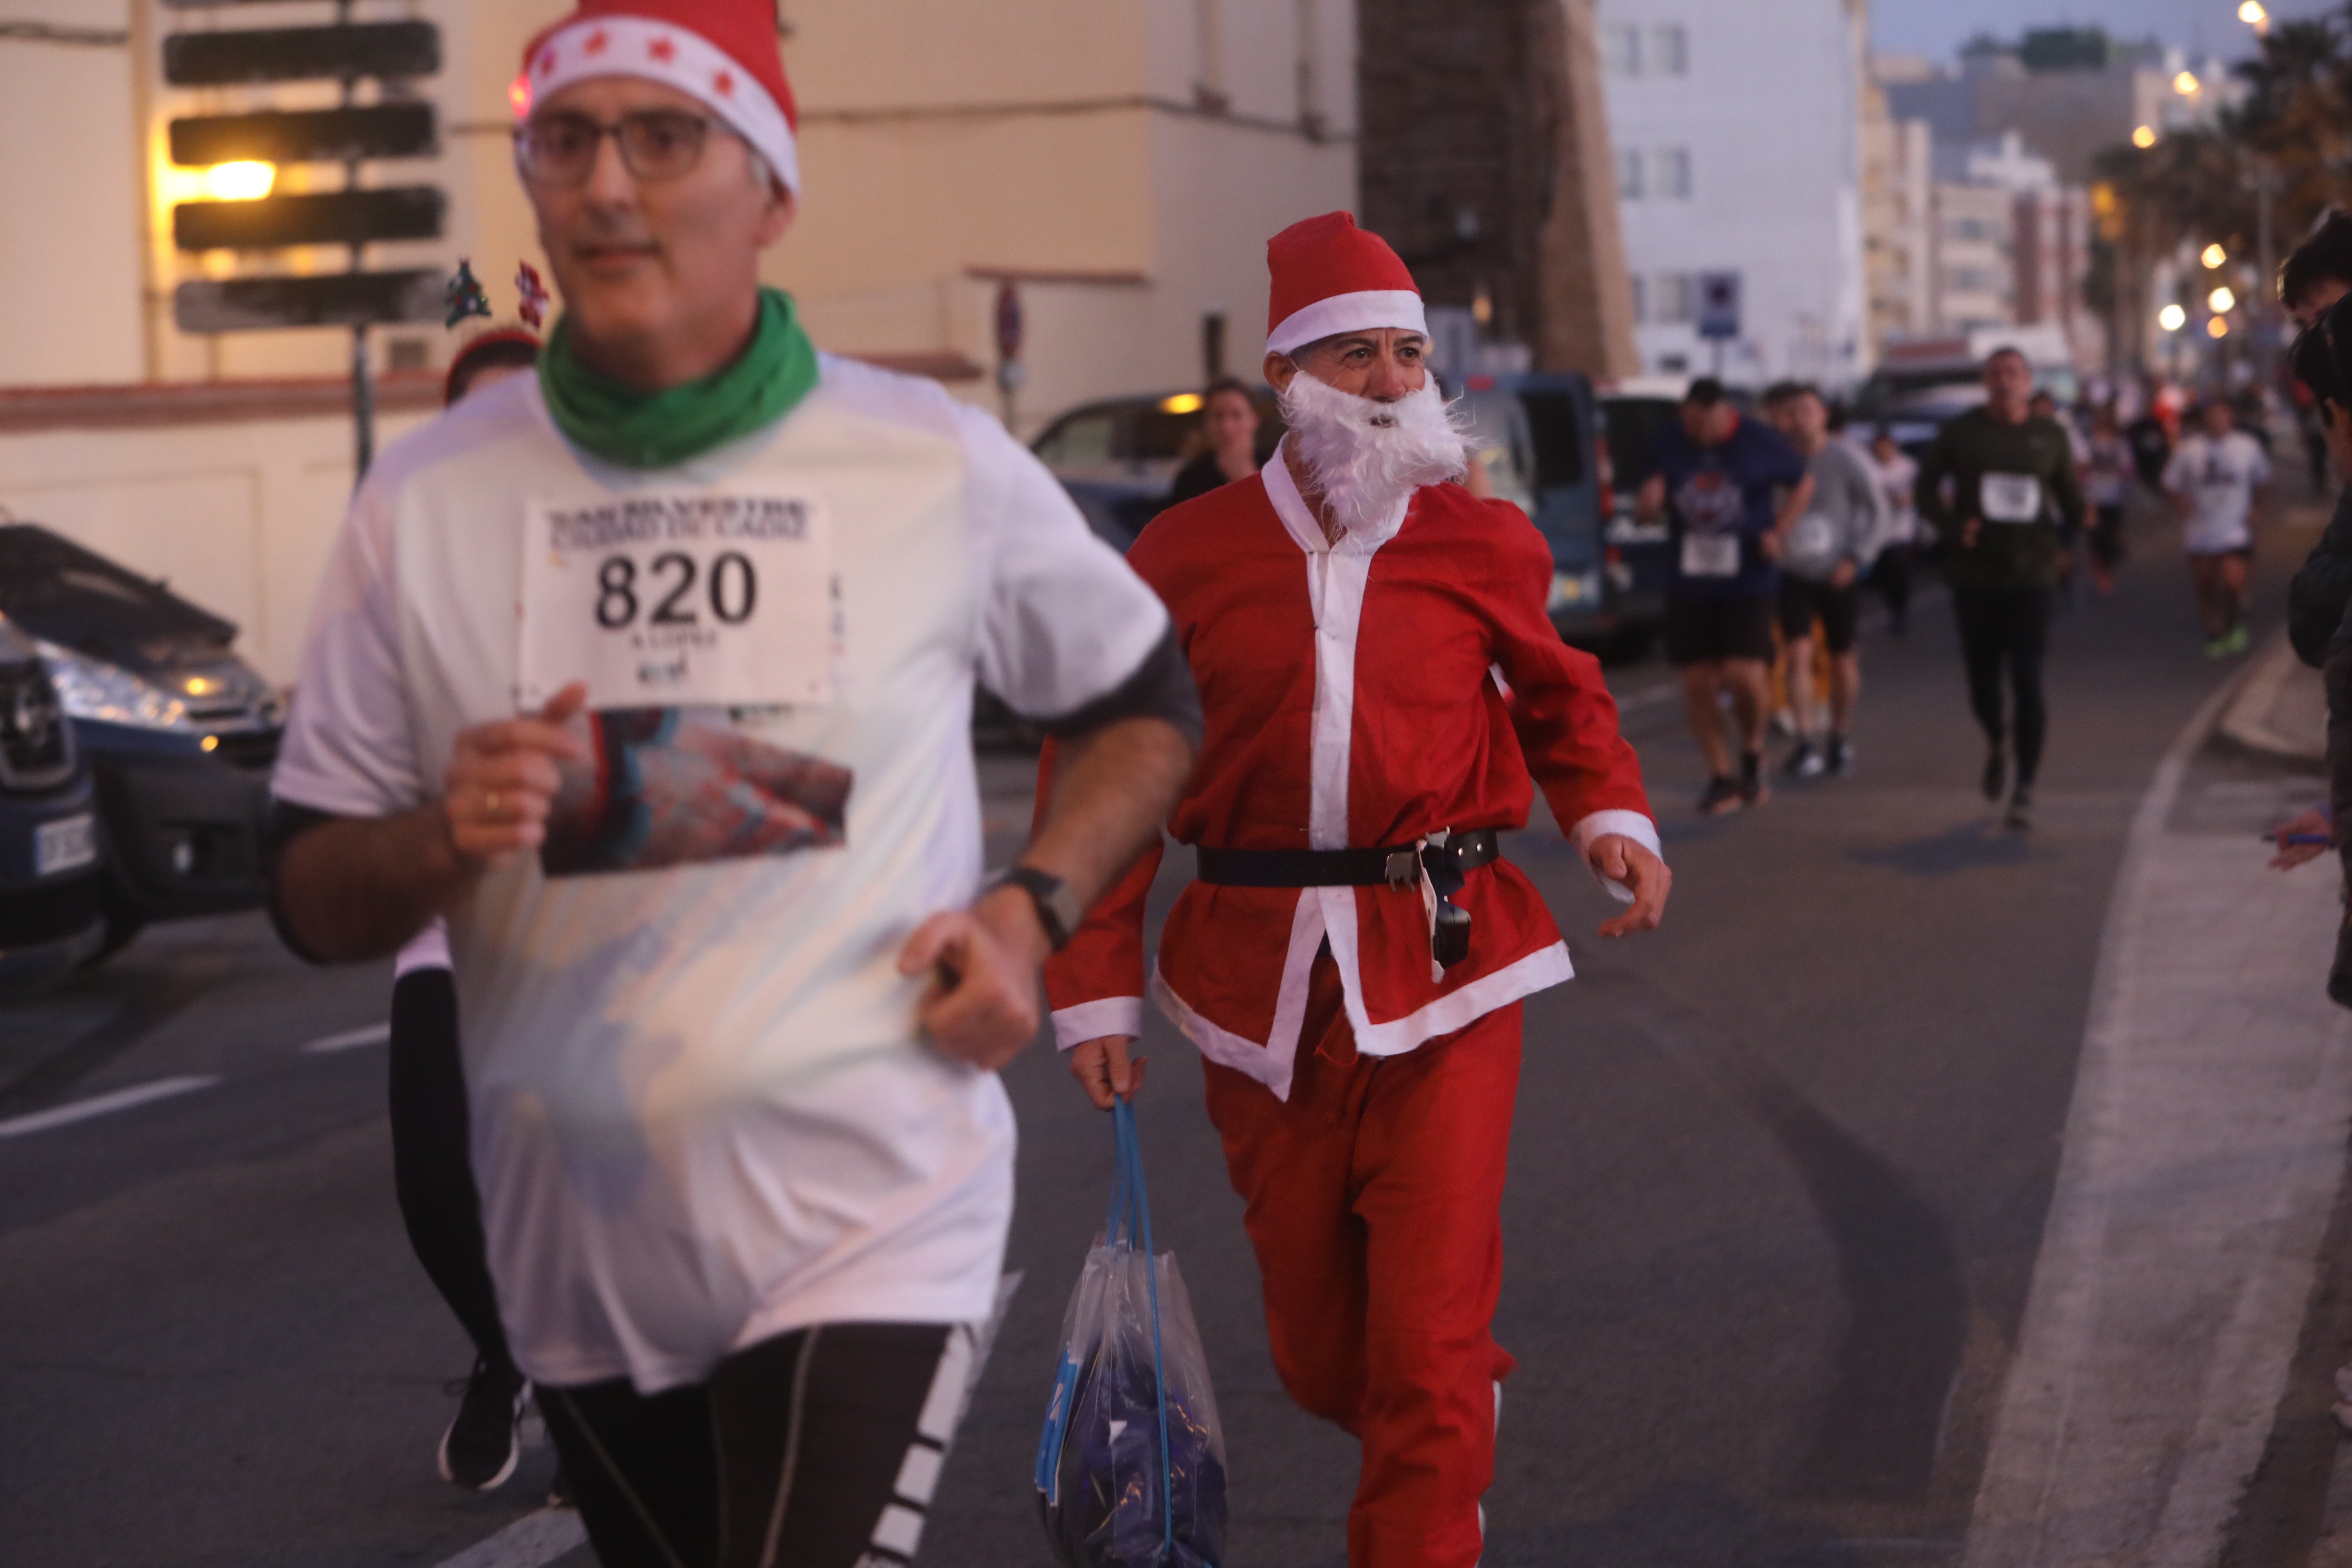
left=1963, top=661, right=2352, bottom=1568
left=2220, top=632, right=2328, bottom=771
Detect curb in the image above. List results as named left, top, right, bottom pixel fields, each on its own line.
left=2216, top=631, right=2326, bottom=771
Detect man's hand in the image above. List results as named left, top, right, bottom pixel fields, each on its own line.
left=1830, top=559, right=1858, bottom=590
left=898, top=885, right=1052, bottom=1071
left=2270, top=805, right=2337, bottom=871
left=1758, top=528, right=1784, bottom=561
left=1634, top=475, right=1667, bottom=525
left=1069, top=1035, right=1148, bottom=1110
left=1590, top=834, right=1670, bottom=937
left=444, top=683, right=589, bottom=867
left=1961, top=517, right=1983, bottom=549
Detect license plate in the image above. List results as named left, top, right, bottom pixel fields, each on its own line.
left=34, top=814, right=95, bottom=877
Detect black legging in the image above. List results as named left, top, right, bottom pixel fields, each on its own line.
left=1952, top=586, right=2052, bottom=788
left=540, top=1322, right=959, bottom=1568
left=388, top=966, right=512, bottom=1375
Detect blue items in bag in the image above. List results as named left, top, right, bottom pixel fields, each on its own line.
left=1036, top=1099, right=1228, bottom=1567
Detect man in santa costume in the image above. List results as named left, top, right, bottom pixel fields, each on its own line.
left=1051, top=212, right=1671, bottom=1567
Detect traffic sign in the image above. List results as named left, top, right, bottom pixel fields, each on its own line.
left=173, top=187, right=445, bottom=252
left=162, top=22, right=439, bottom=86
left=169, top=104, right=437, bottom=168
left=1697, top=272, right=1742, bottom=341
left=172, top=271, right=446, bottom=335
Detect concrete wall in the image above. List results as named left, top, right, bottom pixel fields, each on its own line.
left=0, top=4, right=143, bottom=387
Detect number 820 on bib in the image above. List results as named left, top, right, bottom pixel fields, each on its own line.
left=518, top=490, right=835, bottom=711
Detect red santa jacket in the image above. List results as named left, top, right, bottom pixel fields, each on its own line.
left=1043, top=449, right=1658, bottom=1100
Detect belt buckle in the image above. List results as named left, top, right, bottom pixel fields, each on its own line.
left=1384, top=848, right=1420, bottom=890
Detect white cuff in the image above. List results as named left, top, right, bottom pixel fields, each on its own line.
left=1567, top=809, right=1663, bottom=905
left=1052, top=996, right=1144, bottom=1051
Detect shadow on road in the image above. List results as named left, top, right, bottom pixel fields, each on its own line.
left=1847, top=821, right=2052, bottom=879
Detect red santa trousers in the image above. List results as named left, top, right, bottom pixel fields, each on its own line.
left=1200, top=946, right=1521, bottom=1568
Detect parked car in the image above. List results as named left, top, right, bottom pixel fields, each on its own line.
left=0, top=612, right=102, bottom=993
left=1031, top=387, right=1285, bottom=551
left=0, top=524, right=283, bottom=961
left=1594, top=393, right=1685, bottom=646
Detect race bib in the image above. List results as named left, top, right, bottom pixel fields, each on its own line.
left=1681, top=533, right=1742, bottom=578
left=1979, top=472, right=2043, bottom=524
left=518, top=491, right=834, bottom=711
left=1788, top=513, right=1836, bottom=560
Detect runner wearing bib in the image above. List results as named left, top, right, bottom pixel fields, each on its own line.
left=265, top=5, right=1199, bottom=1563
left=1916, top=348, right=2086, bottom=832
left=1635, top=378, right=1815, bottom=814
left=1763, top=381, right=1887, bottom=779
left=2162, top=398, right=2273, bottom=658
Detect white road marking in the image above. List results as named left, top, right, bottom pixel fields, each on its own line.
left=0, top=1075, right=221, bottom=1139
left=429, top=1508, right=585, bottom=1568
left=301, top=1023, right=390, bottom=1054
left=1962, top=654, right=2352, bottom=1567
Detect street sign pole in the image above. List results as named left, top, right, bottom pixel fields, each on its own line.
left=994, top=280, right=1024, bottom=431
left=1696, top=270, right=1741, bottom=380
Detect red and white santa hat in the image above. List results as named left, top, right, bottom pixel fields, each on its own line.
left=1264, top=211, right=1426, bottom=357
left=514, top=0, right=800, bottom=194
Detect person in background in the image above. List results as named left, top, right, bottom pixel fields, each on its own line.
left=1865, top=428, right=1919, bottom=634
left=2162, top=397, right=2272, bottom=659
left=2125, top=379, right=2174, bottom=494
left=2031, top=390, right=2088, bottom=607
left=1915, top=347, right=2085, bottom=832
left=1636, top=377, right=1815, bottom=814
left=1762, top=381, right=1887, bottom=778
left=1168, top=375, right=1264, bottom=506
left=2083, top=403, right=2133, bottom=594
left=383, top=327, right=554, bottom=1501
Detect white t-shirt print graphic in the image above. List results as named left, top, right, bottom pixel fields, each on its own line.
left=2164, top=431, right=2271, bottom=554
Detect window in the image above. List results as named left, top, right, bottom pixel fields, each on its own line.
left=1629, top=274, right=1648, bottom=324
left=1650, top=272, right=1696, bottom=325
left=1649, top=24, right=1688, bottom=75
left=1649, top=148, right=1691, bottom=198
left=1615, top=148, right=1644, bottom=200
left=1603, top=22, right=1641, bottom=75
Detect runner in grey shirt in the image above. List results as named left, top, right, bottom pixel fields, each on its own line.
left=1765, top=382, right=1889, bottom=777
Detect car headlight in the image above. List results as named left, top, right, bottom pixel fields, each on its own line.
left=36, top=642, right=192, bottom=731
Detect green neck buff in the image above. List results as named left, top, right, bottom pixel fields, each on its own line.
left=538, top=287, right=819, bottom=470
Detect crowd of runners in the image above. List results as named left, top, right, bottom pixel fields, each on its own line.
left=242, top=4, right=2322, bottom=1566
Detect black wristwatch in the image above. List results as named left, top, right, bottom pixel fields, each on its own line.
left=992, top=865, right=1084, bottom=951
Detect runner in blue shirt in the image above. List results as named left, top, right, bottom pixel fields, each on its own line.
left=1634, top=378, right=1815, bottom=813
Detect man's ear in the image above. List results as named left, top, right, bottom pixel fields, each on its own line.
left=1263, top=351, right=1298, bottom=394
left=754, top=184, right=797, bottom=249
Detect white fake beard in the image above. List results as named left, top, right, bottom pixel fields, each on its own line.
left=1277, top=371, right=1475, bottom=534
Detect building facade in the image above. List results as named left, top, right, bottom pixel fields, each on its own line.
left=1595, top=0, right=1870, bottom=386
left=1861, top=80, right=1933, bottom=347
left=1355, top=0, right=1638, bottom=381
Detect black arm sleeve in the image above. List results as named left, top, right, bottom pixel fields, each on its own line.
left=1020, top=622, right=1203, bottom=749
left=262, top=799, right=339, bottom=966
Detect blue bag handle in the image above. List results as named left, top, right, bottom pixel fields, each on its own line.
left=1112, top=1097, right=1177, bottom=1559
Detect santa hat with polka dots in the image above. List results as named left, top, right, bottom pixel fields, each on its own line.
left=515, top=0, right=800, bottom=194
left=1264, top=211, right=1426, bottom=357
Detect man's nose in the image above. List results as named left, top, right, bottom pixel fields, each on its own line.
left=1363, top=351, right=1409, bottom=402
left=582, top=128, right=637, bottom=208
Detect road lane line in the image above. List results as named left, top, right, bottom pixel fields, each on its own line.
left=0, top=1075, right=221, bottom=1139
left=301, top=1023, right=390, bottom=1054
left=430, top=1508, right=585, bottom=1568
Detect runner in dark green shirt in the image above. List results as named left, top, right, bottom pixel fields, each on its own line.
left=1915, top=348, right=2085, bottom=830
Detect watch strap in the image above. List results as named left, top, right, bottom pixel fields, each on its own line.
left=994, top=864, right=1083, bottom=951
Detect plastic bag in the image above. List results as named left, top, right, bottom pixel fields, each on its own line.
left=1036, top=1098, right=1228, bottom=1567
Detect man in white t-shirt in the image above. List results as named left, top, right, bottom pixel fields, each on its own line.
left=264, top=3, right=1197, bottom=1563
left=2163, top=397, right=2273, bottom=658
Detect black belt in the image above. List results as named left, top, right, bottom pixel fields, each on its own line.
left=1194, top=829, right=1502, bottom=889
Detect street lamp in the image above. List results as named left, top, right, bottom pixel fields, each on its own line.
left=2240, top=0, right=2270, bottom=33
left=2201, top=243, right=2228, bottom=269
left=2175, top=70, right=2201, bottom=96
left=2208, top=316, right=2230, bottom=339
left=2160, top=303, right=2188, bottom=331
left=2209, top=285, right=2238, bottom=312
left=202, top=160, right=275, bottom=201
left=2133, top=125, right=2159, bottom=149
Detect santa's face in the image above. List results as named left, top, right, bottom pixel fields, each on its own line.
left=522, top=76, right=792, bottom=383
left=1269, top=336, right=1472, bottom=534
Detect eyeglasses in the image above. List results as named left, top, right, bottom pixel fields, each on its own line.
left=513, top=110, right=736, bottom=187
